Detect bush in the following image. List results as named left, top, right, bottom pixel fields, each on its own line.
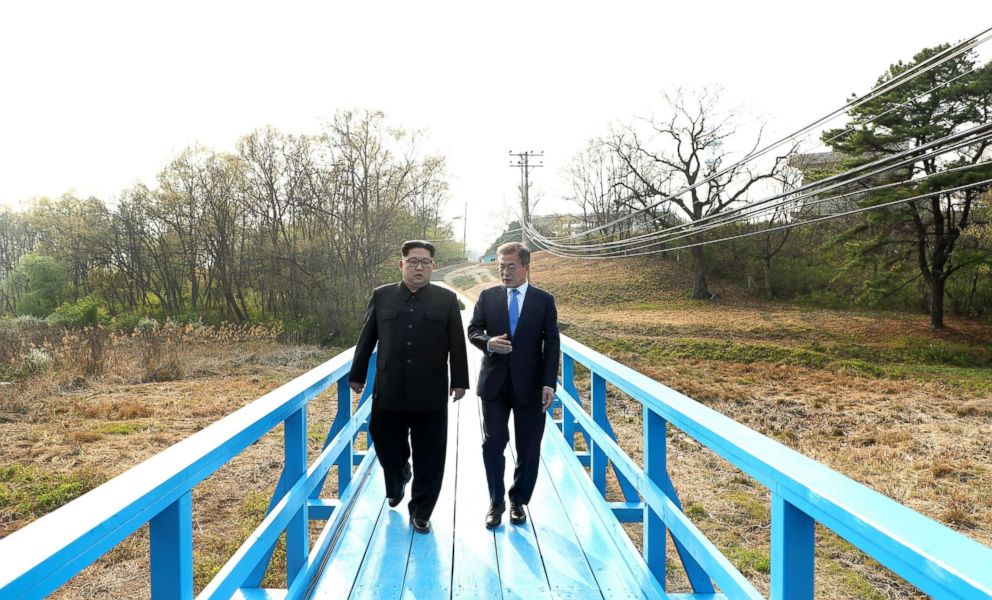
left=4, top=254, right=69, bottom=317
left=47, top=296, right=110, bottom=328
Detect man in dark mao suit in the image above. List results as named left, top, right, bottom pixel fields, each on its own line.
left=349, top=240, right=469, bottom=534
left=468, top=242, right=560, bottom=529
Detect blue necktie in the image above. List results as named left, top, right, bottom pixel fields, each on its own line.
left=508, top=289, right=520, bottom=337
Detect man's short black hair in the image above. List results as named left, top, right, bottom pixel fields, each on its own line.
left=401, top=240, right=436, bottom=257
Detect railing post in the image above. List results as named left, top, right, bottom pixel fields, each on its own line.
left=644, top=408, right=667, bottom=589
left=590, top=371, right=607, bottom=496
left=336, top=378, right=353, bottom=493
left=149, top=492, right=193, bottom=600
left=771, top=494, right=815, bottom=600
left=562, top=354, right=576, bottom=449
left=284, top=407, right=308, bottom=585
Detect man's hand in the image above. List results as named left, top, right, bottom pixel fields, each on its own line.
left=451, top=387, right=466, bottom=401
left=541, top=386, right=555, bottom=412
left=488, top=333, right=513, bottom=354
left=349, top=381, right=364, bottom=394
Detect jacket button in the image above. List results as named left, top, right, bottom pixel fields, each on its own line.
left=406, top=359, right=412, bottom=363
left=407, top=341, right=412, bottom=346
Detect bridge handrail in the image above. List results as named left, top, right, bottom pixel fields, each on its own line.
left=558, top=334, right=992, bottom=599
left=0, top=346, right=365, bottom=599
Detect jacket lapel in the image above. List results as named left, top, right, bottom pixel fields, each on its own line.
left=496, top=286, right=510, bottom=335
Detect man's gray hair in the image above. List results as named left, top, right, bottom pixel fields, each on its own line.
left=496, top=242, right=530, bottom=266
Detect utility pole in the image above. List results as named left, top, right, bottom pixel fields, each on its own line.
left=509, top=150, right=543, bottom=246
left=461, top=200, right=467, bottom=260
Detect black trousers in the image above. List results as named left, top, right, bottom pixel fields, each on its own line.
left=368, top=406, right=447, bottom=520
left=481, top=376, right=545, bottom=505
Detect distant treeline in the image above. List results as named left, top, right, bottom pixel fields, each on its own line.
left=0, top=110, right=463, bottom=343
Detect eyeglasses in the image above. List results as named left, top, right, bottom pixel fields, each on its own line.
left=498, top=264, right=521, bottom=272
left=404, top=258, right=434, bottom=268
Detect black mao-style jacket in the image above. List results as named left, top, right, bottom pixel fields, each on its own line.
left=349, top=282, right=470, bottom=411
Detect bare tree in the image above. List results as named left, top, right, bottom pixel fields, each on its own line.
left=608, top=88, right=791, bottom=298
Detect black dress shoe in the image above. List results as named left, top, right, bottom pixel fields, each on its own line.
left=509, top=503, right=526, bottom=525
left=411, top=517, right=431, bottom=534
left=485, top=502, right=505, bottom=530
left=388, top=463, right=413, bottom=508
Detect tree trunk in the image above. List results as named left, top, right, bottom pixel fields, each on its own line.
left=762, top=257, right=774, bottom=299
left=690, top=245, right=711, bottom=299
left=928, top=274, right=946, bottom=329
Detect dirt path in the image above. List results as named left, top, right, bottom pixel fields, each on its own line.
left=442, top=262, right=499, bottom=301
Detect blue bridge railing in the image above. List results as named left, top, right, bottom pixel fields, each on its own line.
left=1, top=333, right=990, bottom=599
left=0, top=347, right=379, bottom=600
left=555, top=335, right=992, bottom=599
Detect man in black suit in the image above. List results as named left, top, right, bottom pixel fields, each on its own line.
left=349, top=240, right=469, bottom=534
left=468, top=242, right=560, bottom=529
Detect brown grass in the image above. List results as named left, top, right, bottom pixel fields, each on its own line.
left=0, top=325, right=338, bottom=598
left=535, top=251, right=992, bottom=599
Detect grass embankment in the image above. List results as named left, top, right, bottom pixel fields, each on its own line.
left=0, top=321, right=342, bottom=597
left=454, top=253, right=992, bottom=599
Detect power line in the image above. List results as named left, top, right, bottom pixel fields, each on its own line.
left=530, top=177, right=992, bottom=260
left=530, top=122, right=992, bottom=254
left=550, top=26, right=992, bottom=241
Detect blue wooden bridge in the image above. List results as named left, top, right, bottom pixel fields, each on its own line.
left=1, top=293, right=991, bottom=599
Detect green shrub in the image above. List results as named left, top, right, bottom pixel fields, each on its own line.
left=47, top=295, right=110, bottom=328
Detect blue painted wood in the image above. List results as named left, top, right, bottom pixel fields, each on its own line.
left=771, top=494, right=814, bottom=600
left=348, top=498, right=413, bottom=598
left=609, top=501, right=646, bottom=522
left=307, top=499, right=341, bottom=521
left=498, top=408, right=553, bottom=600
left=402, top=395, right=460, bottom=599
left=560, top=335, right=992, bottom=599
left=284, top=408, right=308, bottom=586
left=286, top=452, right=377, bottom=600
left=299, top=452, right=381, bottom=600
left=337, top=381, right=354, bottom=495
left=557, top=385, right=760, bottom=599
left=643, top=408, right=666, bottom=591
left=149, top=491, right=193, bottom=600
left=200, top=399, right=373, bottom=598
left=451, top=396, right=501, bottom=599
left=590, top=371, right=608, bottom=496
left=540, top=412, right=658, bottom=600
left=561, top=354, right=577, bottom=452
left=232, top=588, right=288, bottom=599
left=527, top=439, right=602, bottom=597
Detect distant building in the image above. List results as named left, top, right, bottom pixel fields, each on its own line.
left=480, top=253, right=496, bottom=264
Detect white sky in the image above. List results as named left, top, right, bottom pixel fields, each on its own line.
left=0, top=1, right=986, bottom=253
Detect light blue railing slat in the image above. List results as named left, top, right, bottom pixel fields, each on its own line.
left=771, top=494, right=814, bottom=600
left=150, top=491, right=194, bottom=600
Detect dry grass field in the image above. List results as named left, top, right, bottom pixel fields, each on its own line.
left=498, top=253, right=991, bottom=599
left=0, top=323, right=344, bottom=597
left=1, top=253, right=989, bottom=599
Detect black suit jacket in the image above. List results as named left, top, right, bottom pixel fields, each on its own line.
left=349, top=282, right=470, bottom=411
left=467, top=284, right=560, bottom=405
